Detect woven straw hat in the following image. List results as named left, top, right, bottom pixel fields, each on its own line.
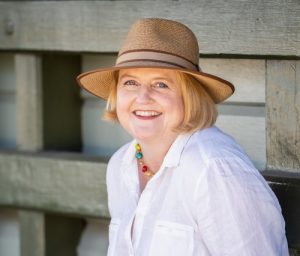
left=77, top=18, right=234, bottom=103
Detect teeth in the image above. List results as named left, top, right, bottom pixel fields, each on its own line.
left=135, top=110, right=160, bottom=117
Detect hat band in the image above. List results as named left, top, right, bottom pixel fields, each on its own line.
left=116, top=50, right=199, bottom=71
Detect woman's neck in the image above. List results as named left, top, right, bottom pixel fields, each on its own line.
left=137, top=134, right=179, bottom=172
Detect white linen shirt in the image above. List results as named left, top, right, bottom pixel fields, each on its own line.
left=106, top=126, right=289, bottom=256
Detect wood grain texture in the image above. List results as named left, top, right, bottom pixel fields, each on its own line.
left=0, top=1, right=299, bottom=56
left=201, top=58, right=266, bottom=103
left=0, top=151, right=109, bottom=218
left=15, top=53, right=45, bottom=256
left=266, top=60, right=300, bottom=171
left=19, top=210, right=45, bottom=256
left=15, top=54, right=43, bottom=151
left=216, top=113, right=266, bottom=170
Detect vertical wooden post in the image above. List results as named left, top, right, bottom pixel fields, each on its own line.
left=16, top=54, right=43, bottom=151
left=266, top=60, right=300, bottom=171
left=19, top=211, right=45, bottom=256
left=15, top=53, right=45, bottom=256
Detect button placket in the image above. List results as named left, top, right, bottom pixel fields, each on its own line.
left=130, top=177, right=158, bottom=252
left=128, top=164, right=167, bottom=253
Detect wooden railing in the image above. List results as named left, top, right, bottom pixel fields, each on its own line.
left=0, top=152, right=299, bottom=253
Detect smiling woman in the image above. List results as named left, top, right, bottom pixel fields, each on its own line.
left=77, top=18, right=288, bottom=256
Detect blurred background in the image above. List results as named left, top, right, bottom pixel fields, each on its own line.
left=0, top=1, right=299, bottom=256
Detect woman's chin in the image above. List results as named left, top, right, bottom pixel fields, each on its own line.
left=132, top=133, right=156, bottom=142
left=130, top=129, right=160, bottom=142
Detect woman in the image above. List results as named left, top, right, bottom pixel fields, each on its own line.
left=77, top=18, right=288, bottom=255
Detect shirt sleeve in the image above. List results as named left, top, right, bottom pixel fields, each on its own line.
left=195, top=157, right=289, bottom=256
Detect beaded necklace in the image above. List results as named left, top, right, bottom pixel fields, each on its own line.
left=135, top=143, right=155, bottom=178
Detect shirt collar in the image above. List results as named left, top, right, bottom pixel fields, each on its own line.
left=163, top=132, right=193, bottom=168
left=121, top=139, right=138, bottom=168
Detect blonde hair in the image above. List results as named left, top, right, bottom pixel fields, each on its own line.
left=103, top=70, right=217, bottom=133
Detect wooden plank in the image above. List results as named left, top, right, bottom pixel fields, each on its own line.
left=15, top=54, right=43, bottom=151
left=19, top=211, right=45, bottom=256
left=216, top=113, right=266, bottom=170
left=201, top=59, right=266, bottom=103
left=266, top=60, right=300, bottom=172
left=0, top=152, right=109, bottom=218
left=15, top=53, right=45, bottom=256
left=0, top=1, right=299, bottom=56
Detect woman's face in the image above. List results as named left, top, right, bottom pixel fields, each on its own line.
left=116, top=68, right=184, bottom=143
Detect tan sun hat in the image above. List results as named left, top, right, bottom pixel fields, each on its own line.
left=77, top=18, right=234, bottom=103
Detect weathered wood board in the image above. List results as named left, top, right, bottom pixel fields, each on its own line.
left=19, top=210, right=45, bottom=256
left=15, top=54, right=43, bottom=151
left=0, top=1, right=299, bottom=56
left=266, top=60, right=300, bottom=172
left=216, top=113, right=266, bottom=170
left=0, top=152, right=109, bottom=218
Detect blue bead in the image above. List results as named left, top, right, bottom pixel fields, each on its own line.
left=136, top=152, right=143, bottom=159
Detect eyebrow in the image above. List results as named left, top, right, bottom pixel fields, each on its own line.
left=118, top=74, right=138, bottom=81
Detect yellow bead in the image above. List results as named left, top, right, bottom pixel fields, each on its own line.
left=145, top=172, right=154, bottom=177
left=135, top=144, right=141, bottom=151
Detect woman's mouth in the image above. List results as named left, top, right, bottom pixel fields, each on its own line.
left=133, top=110, right=162, bottom=118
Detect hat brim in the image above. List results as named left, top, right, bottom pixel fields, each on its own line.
left=77, top=64, right=234, bottom=104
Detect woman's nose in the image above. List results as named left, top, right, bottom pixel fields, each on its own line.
left=136, top=85, right=153, bottom=103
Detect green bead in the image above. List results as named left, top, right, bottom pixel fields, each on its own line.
left=136, top=152, right=143, bottom=159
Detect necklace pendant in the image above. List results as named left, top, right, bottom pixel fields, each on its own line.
left=135, top=143, right=154, bottom=178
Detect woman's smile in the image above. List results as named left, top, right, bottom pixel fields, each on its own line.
left=133, top=110, right=162, bottom=119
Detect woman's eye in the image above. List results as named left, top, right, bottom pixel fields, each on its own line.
left=155, top=82, right=169, bottom=89
left=124, top=80, right=139, bottom=86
